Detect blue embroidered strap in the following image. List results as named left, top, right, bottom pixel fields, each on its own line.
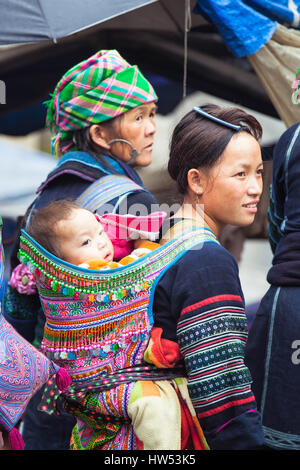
left=54, top=151, right=144, bottom=186
left=76, top=174, right=145, bottom=214
left=55, top=151, right=120, bottom=175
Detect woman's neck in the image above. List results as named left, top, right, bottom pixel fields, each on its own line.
left=173, top=197, right=221, bottom=238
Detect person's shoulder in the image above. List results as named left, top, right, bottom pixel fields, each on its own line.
left=158, top=239, right=239, bottom=288
left=186, top=241, right=236, bottom=263
left=180, top=240, right=238, bottom=269
left=155, top=238, right=243, bottom=315
left=34, top=174, right=90, bottom=210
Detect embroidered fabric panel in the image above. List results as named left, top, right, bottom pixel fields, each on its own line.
left=0, top=314, right=59, bottom=432
left=0, top=220, right=59, bottom=432
left=177, top=294, right=255, bottom=422
left=19, top=226, right=218, bottom=386
left=40, top=289, right=152, bottom=383
left=69, top=381, right=136, bottom=450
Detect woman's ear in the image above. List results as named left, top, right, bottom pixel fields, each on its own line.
left=89, top=124, right=111, bottom=150
left=187, top=168, right=205, bottom=196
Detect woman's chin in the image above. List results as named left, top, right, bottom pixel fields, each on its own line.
left=135, top=152, right=153, bottom=167
left=237, top=215, right=256, bottom=227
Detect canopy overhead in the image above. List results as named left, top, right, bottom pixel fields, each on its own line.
left=194, top=1, right=300, bottom=127
left=1, top=0, right=300, bottom=132
left=0, top=0, right=205, bottom=45
left=0, top=29, right=276, bottom=131
left=0, top=0, right=158, bottom=45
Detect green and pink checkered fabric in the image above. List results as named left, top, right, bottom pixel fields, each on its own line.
left=46, top=49, right=157, bottom=156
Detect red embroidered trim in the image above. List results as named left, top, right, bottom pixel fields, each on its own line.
left=181, top=294, right=243, bottom=316
left=197, top=395, right=255, bottom=419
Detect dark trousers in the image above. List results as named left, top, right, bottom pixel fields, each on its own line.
left=22, top=386, right=76, bottom=450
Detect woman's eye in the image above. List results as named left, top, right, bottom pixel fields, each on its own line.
left=257, top=168, right=264, bottom=176
left=236, top=172, right=246, bottom=177
left=82, top=239, right=90, bottom=246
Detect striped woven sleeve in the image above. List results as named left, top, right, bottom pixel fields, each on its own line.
left=152, top=243, right=265, bottom=449
left=178, top=294, right=252, bottom=412
left=177, top=293, right=264, bottom=449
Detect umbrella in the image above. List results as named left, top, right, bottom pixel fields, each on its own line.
left=0, top=0, right=277, bottom=124
left=0, top=0, right=274, bottom=120
left=0, top=0, right=201, bottom=45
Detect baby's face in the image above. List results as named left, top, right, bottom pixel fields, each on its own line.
left=56, top=208, right=114, bottom=265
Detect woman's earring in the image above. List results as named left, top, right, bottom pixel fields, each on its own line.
left=194, top=191, right=204, bottom=221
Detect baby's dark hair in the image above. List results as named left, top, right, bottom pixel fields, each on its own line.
left=168, top=104, right=263, bottom=194
left=27, top=199, right=81, bottom=259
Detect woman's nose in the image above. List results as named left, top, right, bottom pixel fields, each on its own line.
left=145, top=118, right=156, bottom=135
left=248, top=175, right=262, bottom=196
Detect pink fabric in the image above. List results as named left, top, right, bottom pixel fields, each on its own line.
left=8, top=428, right=24, bottom=450
left=98, top=211, right=167, bottom=260
left=0, top=314, right=59, bottom=434
left=55, top=368, right=71, bottom=392
left=99, top=212, right=167, bottom=240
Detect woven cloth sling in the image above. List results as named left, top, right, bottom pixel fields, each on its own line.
left=76, top=173, right=146, bottom=214
left=18, top=223, right=218, bottom=391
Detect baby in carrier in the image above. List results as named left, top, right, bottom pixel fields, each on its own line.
left=26, top=200, right=162, bottom=271
left=19, top=200, right=204, bottom=450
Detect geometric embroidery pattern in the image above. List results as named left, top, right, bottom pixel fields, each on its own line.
left=0, top=314, right=59, bottom=431
left=177, top=294, right=255, bottom=418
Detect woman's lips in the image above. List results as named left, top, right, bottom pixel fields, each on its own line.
left=144, top=143, right=153, bottom=151
left=242, top=201, right=259, bottom=213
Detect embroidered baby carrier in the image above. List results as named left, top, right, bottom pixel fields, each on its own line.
left=18, top=223, right=218, bottom=389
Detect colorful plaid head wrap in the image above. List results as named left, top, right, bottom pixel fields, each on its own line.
left=46, top=49, right=158, bottom=157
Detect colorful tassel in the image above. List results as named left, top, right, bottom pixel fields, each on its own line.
left=8, top=428, right=24, bottom=450
left=55, top=367, right=71, bottom=392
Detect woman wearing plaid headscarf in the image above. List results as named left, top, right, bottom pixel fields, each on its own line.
left=47, top=49, right=158, bottom=167
left=5, top=50, right=160, bottom=450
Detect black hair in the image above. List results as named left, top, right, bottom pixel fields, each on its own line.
left=168, top=104, right=262, bottom=194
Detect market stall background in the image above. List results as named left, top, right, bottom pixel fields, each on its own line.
left=1, top=0, right=299, bottom=312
